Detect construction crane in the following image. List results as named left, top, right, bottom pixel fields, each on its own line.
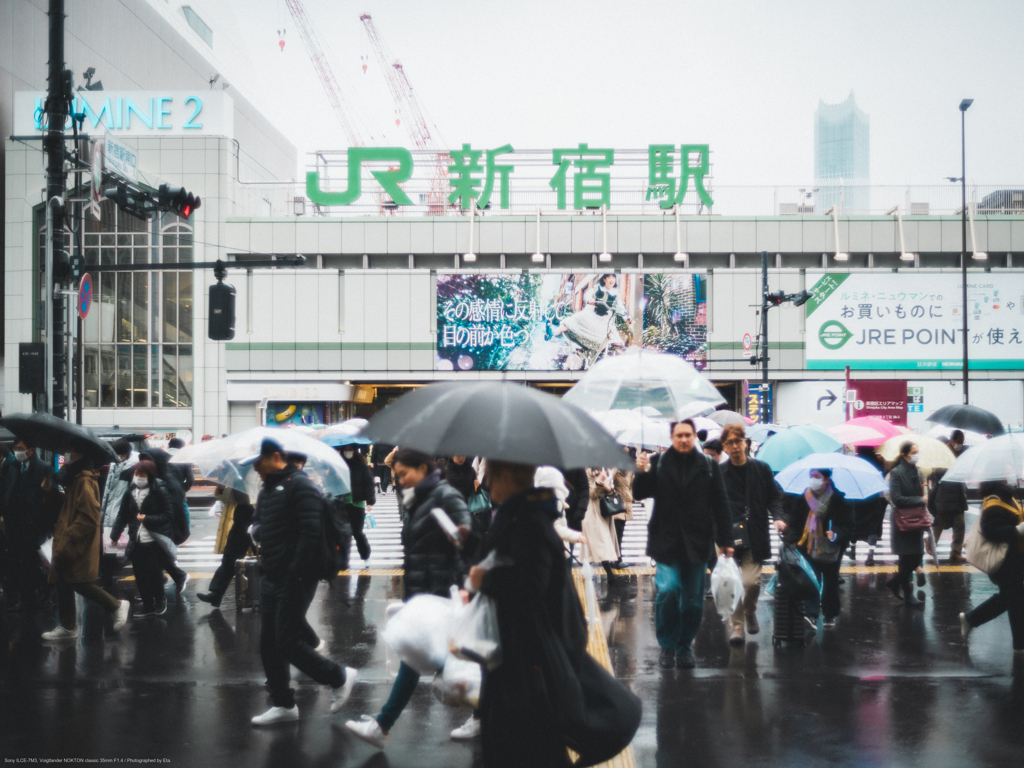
left=360, top=13, right=449, bottom=213
left=286, top=0, right=364, bottom=148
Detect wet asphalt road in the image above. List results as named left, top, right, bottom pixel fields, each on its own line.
left=1, top=516, right=1023, bottom=767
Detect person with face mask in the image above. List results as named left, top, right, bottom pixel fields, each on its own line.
left=959, top=480, right=1024, bottom=652
left=98, top=438, right=139, bottom=590
left=786, top=468, right=853, bottom=630
left=1, top=438, right=54, bottom=612
left=346, top=448, right=469, bottom=750
left=109, top=461, right=176, bottom=617
left=337, top=443, right=376, bottom=566
left=885, top=442, right=928, bottom=608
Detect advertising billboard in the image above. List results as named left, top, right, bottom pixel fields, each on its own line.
left=805, top=272, right=1024, bottom=370
left=436, top=272, right=707, bottom=371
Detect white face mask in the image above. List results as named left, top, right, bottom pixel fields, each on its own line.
left=14, top=450, right=28, bottom=463
left=342, top=450, right=354, bottom=460
left=133, top=476, right=149, bottom=489
left=401, top=487, right=417, bottom=507
left=907, top=454, right=919, bottom=465
left=167, top=447, right=179, bottom=455
left=808, top=477, right=824, bottom=492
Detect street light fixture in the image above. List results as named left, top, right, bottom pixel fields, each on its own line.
left=825, top=205, right=849, bottom=261
left=959, top=98, right=973, bottom=404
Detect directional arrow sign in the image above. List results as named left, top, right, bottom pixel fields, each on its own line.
left=817, top=389, right=837, bottom=410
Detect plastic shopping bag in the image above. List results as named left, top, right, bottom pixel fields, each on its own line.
left=102, top=527, right=129, bottom=559
left=710, top=556, right=743, bottom=621
left=450, top=592, right=502, bottom=670
left=382, top=593, right=456, bottom=675
left=764, top=572, right=778, bottom=597
left=431, top=653, right=483, bottom=709
left=37, top=538, right=53, bottom=571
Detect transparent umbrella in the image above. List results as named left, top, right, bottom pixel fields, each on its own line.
left=170, top=427, right=351, bottom=497
left=942, top=433, right=1024, bottom=486
left=563, top=349, right=725, bottom=420
left=709, top=410, right=747, bottom=427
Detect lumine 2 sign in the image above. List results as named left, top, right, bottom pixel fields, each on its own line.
left=306, top=144, right=714, bottom=211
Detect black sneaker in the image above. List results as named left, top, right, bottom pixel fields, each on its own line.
left=659, top=648, right=675, bottom=669
left=675, top=651, right=696, bottom=669
left=197, top=592, right=222, bottom=608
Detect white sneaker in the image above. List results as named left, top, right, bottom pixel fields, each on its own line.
left=176, top=573, right=190, bottom=595
left=451, top=714, right=481, bottom=740
left=960, top=612, right=972, bottom=642
left=345, top=715, right=386, bottom=749
left=41, top=625, right=79, bottom=641
left=112, top=600, right=130, bottom=632
left=314, top=638, right=328, bottom=654
left=330, top=667, right=358, bottom=713
left=251, top=705, right=299, bottom=725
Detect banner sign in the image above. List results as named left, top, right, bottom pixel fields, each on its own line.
left=308, top=144, right=713, bottom=211
left=849, top=380, right=908, bottom=425
left=805, top=272, right=1024, bottom=370
left=743, top=381, right=772, bottom=424
left=436, top=272, right=707, bottom=371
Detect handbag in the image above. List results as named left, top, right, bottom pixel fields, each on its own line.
left=893, top=504, right=934, bottom=533
left=467, top=489, right=492, bottom=515
left=599, top=493, right=626, bottom=519
left=964, top=497, right=1017, bottom=575
left=732, top=512, right=751, bottom=550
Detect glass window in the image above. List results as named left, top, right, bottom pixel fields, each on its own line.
left=100, top=347, right=115, bottom=407
left=117, top=345, right=131, bottom=407
left=133, top=272, right=148, bottom=342
left=100, top=273, right=115, bottom=343
left=163, top=350, right=178, bottom=407
left=163, top=272, right=177, bottom=343
left=177, top=346, right=193, bottom=407
left=151, top=345, right=161, bottom=407
left=117, top=272, right=132, bottom=342
left=178, top=271, right=192, bottom=343
left=133, top=346, right=148, bottom=407
left=83, top=348, right=99, bottom=408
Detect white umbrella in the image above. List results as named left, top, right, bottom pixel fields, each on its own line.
left=942, top=433, right=1024, bottom=486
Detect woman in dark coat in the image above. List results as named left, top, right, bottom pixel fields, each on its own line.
left=886, top=441, right=927, bottom=607
left=786, top=468, right=854, bottom=628
left=110, top=459, right=176, bottom=616
left=961, top=481, right=1024, bottom=651
left=345, top=448, right=470, bottom=749
left=339, top=443, right=376, bottom=563
left=444, top=455, right=477, bottom=501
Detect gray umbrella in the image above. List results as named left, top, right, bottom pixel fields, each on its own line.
left=361, top=381, right=633, bottom=470
left=926, top=404, right=1005, bottom=436
left=0, top=412, right=117, bottom=465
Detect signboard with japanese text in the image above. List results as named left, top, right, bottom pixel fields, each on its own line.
left=849, top=380, right=908, bottom=425
left=436, top=272, right=707, bottom=371
left=105, top=135, right=137, bottom=181
left=805, top=272, right=1024, bottom=370
left=742, top=381, right=772, bottom=423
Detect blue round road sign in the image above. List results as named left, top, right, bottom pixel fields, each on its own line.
left=79, top=274, right=92, bottom=319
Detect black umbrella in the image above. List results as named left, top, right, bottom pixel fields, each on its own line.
left=0, top=412, right=117, bottom=464
left=362, top=381, right=633, bottom=471
left=926, top=404, right=1005, bottom=436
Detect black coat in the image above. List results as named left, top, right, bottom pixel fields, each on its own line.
left=562, top=468, right=590, bottom=532
left=632, top=448, right=733, bottom=565
left=851, top=494, right=888, bottom=541
left=444, top=458, right=477, bottom=501
left=141, top=449, right=187, bottom=515
left=2, top=455, right=55, bottom=547
left=889, top=459, right=926, bottom=556
left=719, top=458, right=783, bottom=563
left=785, top=488, right=855, bottom=554
left=401, top=471, right=470, bottom=600
left=934, top=481, right=969, bottom=515
left=477, top=488, right=641, bottom=768
left=168, top=460, right=194, bottom=492
left=345, top=459, right=377, bottom=506
left=254, top=466, right=325, bottom=582
left=110, top=480, right=176, bottom=559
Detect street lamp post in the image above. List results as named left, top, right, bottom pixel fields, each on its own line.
left=960, top=98, right=973, bottom=405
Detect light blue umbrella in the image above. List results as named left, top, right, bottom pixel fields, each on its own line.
left=747, top=423, right=785, bottom=444
left=775, top=453, right=888, bottom=500
left=756, top=425, right=842, bottom=472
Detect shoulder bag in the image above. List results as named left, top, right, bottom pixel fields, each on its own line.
left=893, top=504, right=934, bottom=533
left=599, top=492, right=626, bottom=519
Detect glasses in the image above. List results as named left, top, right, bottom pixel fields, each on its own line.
left=723, top=438, right=745, bottom=447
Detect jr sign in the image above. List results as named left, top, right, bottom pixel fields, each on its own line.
left=805, top=272, right=1024, bottom=370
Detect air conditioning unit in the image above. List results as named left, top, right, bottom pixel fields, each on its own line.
left=778, top=203, right=798, bottom=215
left=910, top=202, right=930, bottom=215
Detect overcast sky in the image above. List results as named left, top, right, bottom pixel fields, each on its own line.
left=217, top=0, right=1023, bottom=187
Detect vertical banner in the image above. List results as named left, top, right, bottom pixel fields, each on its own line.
left=89, top=139, right=103, bottom=220
left=743, top=381, right=771, bottom=424
left=849, top=380, right=908, bottom=425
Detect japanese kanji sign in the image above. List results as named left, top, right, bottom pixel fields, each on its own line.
left=306, top=144, right=712, bottom=211
left=805, top=272, right=1024, bottom=370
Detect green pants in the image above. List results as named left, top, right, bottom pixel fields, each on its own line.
left=57, top=581, right=120, bottom=629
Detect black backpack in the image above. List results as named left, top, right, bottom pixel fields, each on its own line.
left=321, top=496, right=353, bottom=579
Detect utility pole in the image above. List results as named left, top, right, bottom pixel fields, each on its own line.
left=44, top=0, right=68, bottom=418
left=761, top=250, right=771, bottom=422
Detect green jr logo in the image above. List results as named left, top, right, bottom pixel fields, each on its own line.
left=819, top=320, right=853, bottom=350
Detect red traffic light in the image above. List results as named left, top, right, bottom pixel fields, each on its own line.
left=158, top=184, right=201, bottom=219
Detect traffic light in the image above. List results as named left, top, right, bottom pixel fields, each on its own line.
left=208, top=281, right=236, bottom=340
left=766, top=290, right=786, bottom=306
left=158, top=184, right=201, bottom=218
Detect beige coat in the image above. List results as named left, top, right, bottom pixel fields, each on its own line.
left=46, top=468, right=103, bottom=584
left=581, top=469, right=621, bottom=564
left=213, top=486, right=239, bottom=554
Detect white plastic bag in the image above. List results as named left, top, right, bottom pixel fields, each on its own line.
left=450, top=592, right=502, bottom=670
left=209, top=500, right=223, bottom=518
left=432, top=653, right=482, bottom=708
left=382, top=594, right=456, bottom=674
left=710, top=556, right=743, bottom=621
left=102, top=527, right=128, bottom=558
left=37, top=538, right=53, bottom=571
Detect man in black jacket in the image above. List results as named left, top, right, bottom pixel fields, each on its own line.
left=718, top=423, right=784, bottom=646
left=2, top=439, right=54, bottom=611
left=248, top=438, right=357, bottom=726
left=633, top=419, right=733, bottom=669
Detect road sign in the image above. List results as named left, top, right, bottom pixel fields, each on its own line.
left=78, top=274, right=93, bottom=319
left=742, top=333, right=753, bottom=358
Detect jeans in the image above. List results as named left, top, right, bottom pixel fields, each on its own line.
left=207, top=509, right=254, bottom=598
left=132, top=542, right=166, bottom=610
left=347, top=505, right=371, bottom=561
left=57, top=581, right=120, bottom=629
left=260, top=576, right=344, bottom=708
left=804, top=558, right=841, bottom=620
left=655, top=560, right=707, bottom=654
left=966, top=554, right=1024, bottom=650
left=377, top=660, right=420, bottom=732
left=730, top=550, right=762, bottom=630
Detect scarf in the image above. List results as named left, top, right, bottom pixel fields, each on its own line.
left=797, top=483, right=833, bottom=556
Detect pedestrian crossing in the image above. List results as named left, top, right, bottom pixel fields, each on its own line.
left=173, top=493, right=981, bottom=573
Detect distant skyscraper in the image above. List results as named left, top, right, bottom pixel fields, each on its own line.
left=814, top=92, right=869, bottom=213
